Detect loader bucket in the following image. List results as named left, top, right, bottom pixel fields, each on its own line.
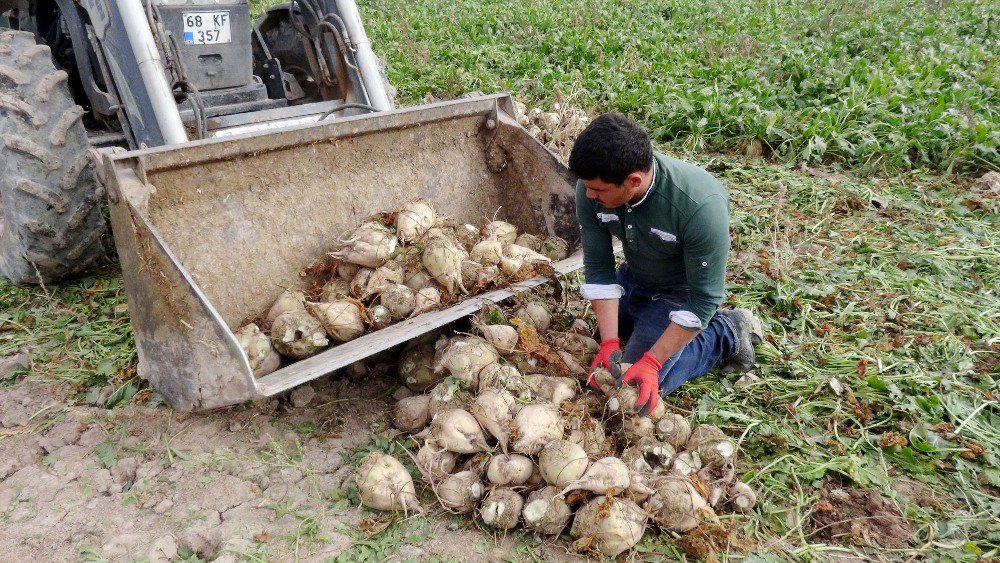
left=95, top=93, right=584, bottom=411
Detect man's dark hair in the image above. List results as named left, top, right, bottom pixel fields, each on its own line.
left=568, top=113, right=654, bottom=185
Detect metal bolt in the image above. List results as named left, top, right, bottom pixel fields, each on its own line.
left=486, top=118, right=497, bottom=130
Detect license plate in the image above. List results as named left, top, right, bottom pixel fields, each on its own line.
left=182, top=11, right=231, bottom=45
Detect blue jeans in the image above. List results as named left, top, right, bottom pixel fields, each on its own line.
left=617, top=265, right=737, bottom=395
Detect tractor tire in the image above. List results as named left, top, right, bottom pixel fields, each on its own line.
left=0, top=30, right=105, bottom=284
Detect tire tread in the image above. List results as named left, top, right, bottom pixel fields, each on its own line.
left=0, top=31, right=106, bottom=284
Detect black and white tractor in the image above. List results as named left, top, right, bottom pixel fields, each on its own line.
left=0, top=0, right=394, bottom=283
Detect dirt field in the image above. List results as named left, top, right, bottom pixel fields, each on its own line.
left=0, top=371, right=585, bottom=562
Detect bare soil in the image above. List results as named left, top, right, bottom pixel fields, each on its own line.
left=0, top=372, right=584, bottom=562
left=808, top=487, right=915, bottom=549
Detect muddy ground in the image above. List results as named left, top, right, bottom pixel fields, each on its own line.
left=0, top=370, right=587, bottom=562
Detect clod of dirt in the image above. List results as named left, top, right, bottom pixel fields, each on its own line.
left=809, top=487, right=914, bottom=548
left=289, top=385, right=317, bottom=408
left=674, top=522, right=757, bottom=561
left=975, top=170, right=1000, bottom=193
left=38, top=419, right=87, bottom=453
left=0, top=385, right=65, bottom=428
left=891, top=477, right=942, bottom=509
left=0, top=436, right=43, bottom=480
left=0, top=350, right=30, bottom=379
left=148, top=535, right=178, bottom=562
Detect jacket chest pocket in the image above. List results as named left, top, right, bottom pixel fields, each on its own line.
left=640, top=227, right=682, bottom=258
left=596, top=211, right=625, bottom=241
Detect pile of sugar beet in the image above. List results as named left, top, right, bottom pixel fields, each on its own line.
left=355, top=293, right=758, bottom=558
left=233, top=200, right=569, bottom=377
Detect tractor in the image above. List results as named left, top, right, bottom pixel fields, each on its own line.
left=0, top=0, right=580, bottom=410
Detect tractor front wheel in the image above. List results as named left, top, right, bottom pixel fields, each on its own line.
left=0, top=30, right=105, bottom=284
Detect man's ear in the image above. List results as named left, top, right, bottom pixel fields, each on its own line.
left=625, top=172, right=644, bottom=189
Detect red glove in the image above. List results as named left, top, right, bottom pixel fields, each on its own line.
left=586, top=338, right=621, bottom=393
left=622, top=352, right=662, bottom=416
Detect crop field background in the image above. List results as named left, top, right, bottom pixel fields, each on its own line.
left=2, top=0, right=998, bottom=560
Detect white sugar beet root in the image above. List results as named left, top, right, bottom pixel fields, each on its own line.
left=398, top=342, right=441, bottom=392
left=480, top=488, right=524, bottom=530
left=433, top=335, right=498, bottom=391
left=687, top=424, right=737, bottom=467
left=503, top=244, right=552, bottom=267
left=356, top=452, right=420, bottom=513
left=380, top=284, right=416, bottom=320
left=235, top=323, right=280, bottom=377
left=265, top=290, right=306, bottom=326
left=548, top=331, right=599, bottom=356
left=436, top=470, right=484, bottom=514
left=621, top=415, right=656, bottom=445
left=429, top=409, right=489, bottom=453
left=427, top=379, right=474, bottom=417
left=350, top=268, right=373, bottom=298
left=524, top=374, right=576, bottom=405
left=486, top=454, right=534, bottom=486
left=621, top=437, right=675, bottom=473
left=321, top=278, right=352, bottom=302
left=414, top=443, right=457, bottom=481
left=557, top=350, right=587, bottom=377
left=331, top=222, right=398, bottom=268
left=522, top=486, right=571, bottom=535
left=403, top=267, right=434, bottom=291
left=411, top=286, right=442, bottom=316
left=308, top=301, right=364, bottom=342
left=728, top=481, right=757, bottom=512
left=538, top=236, right=569, bottom=260
left=655, top=413, right=692, bottom=449
left=514, top=233, right=542, bottom=251
left=560, top=456, right=632, bottom=496
left=470, top=239, right=503, bottom=265
left=478, top=363, right=527, bottom=395
left=647, top=476, right=713, bottom=533
left=336, top=261, right=360, bottom=280
left=513, top=302, right=551, bottom=331
left=537, top=440, right=589, bottom=488
left=565, top=411, right=609, bottom=459
left=477, top=323, right=519, bottom=353
left=269, top=309, right=329, bottom=359
left=454, top=223, right=481, bottom=250
left=471, top=387, right=515, bottom=450
left=570, top=496, right=647, bottom=557
left=358, top=262, right=403, bottom=300
left=395, top=200, right=435, bottom=243
left=510, top=402, right=563, bottom=456
left=422, top=234, right=465, bottom=295
left=367, top=304, right=391, bottom=329
left=671, top=451, right=702, bottom=476
left=393, top=394, right=430, bottom=432
left=481, top=220, right=518, bottom=246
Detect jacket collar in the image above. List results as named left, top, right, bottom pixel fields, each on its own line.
left=626, top=158, right=658, bottom=209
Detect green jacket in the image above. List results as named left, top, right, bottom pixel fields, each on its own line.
left=575, top=152, right=730, bottom=329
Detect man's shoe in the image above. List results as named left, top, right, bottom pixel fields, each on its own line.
left=719, top=309, right=763, bottom=374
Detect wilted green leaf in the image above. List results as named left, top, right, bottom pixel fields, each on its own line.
left=94, top=441, right=117, bottom=469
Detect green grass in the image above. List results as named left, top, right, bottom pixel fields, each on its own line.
left=356, top=0, right=998, bottom=174
left=249, top=0, right=1000, bottom=174
left=680, top=159, right=999, bottom=560
left=0, top=261, right=134, bottom=394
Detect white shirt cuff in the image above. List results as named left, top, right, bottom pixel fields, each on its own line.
left=581, top=284, right=625, bottom=300
left=669, top=310, right=701, bottom=329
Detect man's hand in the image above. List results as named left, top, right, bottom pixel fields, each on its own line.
left=586, top=338, right=621, bottom=393
left=622, top=352, right=662, bottom=416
